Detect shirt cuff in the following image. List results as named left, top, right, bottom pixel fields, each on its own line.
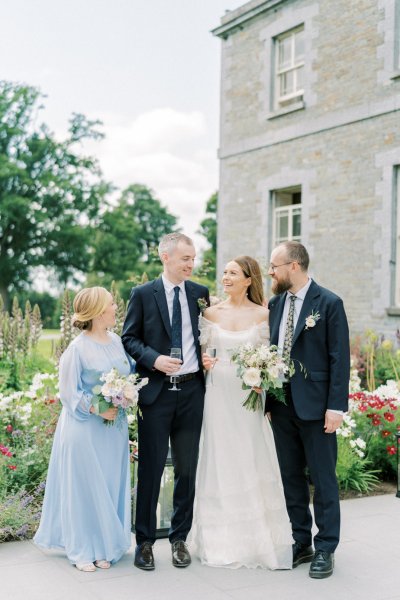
left=327, top=409, right=344, bottom=415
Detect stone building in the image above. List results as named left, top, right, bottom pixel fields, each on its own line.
left=212, top=0, right=400, bottom=334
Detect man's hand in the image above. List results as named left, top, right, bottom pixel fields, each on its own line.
left=154, top=355, right=182, bottom=375
left=324, top=410, right=343, bottom=433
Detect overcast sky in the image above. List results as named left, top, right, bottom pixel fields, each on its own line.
left=1, top=0, right=243, bottom=249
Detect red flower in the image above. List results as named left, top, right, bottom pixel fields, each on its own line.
left=386, top=445, right=397, bottom=456
left=382, top=430, right=391, bottom=438
left=5, top=424, right=13, bottom=433
left=0, top=445, right=12, bottom=457
left=372, top=416, right=382, bottom=426
left=384, top=412, right=395, bottom=422
left=7, top=465, right=17, bottom=470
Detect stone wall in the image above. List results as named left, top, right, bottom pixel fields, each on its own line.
left=215, top=0, right=400, bottom=336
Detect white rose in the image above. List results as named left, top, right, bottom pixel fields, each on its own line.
left=123, top=383, right=138, bottom=405
left=267, top=365, right=280, bottom=380
left=242, top=367, right=262, bottom=387
left=305, top=316, right=315, bottom=328
left=101, top=382, right=113, bottom=398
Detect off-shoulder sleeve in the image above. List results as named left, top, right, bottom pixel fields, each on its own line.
left=257, top=321, right=270, bottom=346
left=199, top=316, right=214, bottom=347
left=58, top=344, right=93, bottom=421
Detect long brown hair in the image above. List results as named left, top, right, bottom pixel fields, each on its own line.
left=232, top=256, right=264, bottom=306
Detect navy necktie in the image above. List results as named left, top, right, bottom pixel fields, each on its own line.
left=171, top=286, right=182, bottom=354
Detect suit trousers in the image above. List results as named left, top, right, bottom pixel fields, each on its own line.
left=269, top=387, right=340, bottom=553
left=135, top=375, right=204, bottom=545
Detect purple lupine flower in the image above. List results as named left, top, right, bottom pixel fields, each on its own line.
left=21, top=494, right=34, bottom=508
left=15, top=524, right=30, bottom=538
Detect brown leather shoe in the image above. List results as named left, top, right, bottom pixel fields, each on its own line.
left=134, top=542, right=155, bottom=570
left=171, top=540, right=191, bottom=568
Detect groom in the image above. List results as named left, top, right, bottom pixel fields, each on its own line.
left=266, top=241, right=350, bottom=579
left=122, top=233, right=209, bottom=571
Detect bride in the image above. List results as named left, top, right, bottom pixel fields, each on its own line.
left=189, top=255, right=293, bottom=569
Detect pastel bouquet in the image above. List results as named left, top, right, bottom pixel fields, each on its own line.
left=230, top=343, right=295, bottom=411
left=92, top=367, right=148, bottom=427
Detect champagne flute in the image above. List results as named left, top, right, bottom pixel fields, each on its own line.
left=169, top=347, right=182, bottom=391
left=206, top=346, right=217, bottom=385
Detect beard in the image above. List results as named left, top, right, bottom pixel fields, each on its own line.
left=271, top=275, right=292, bottom=295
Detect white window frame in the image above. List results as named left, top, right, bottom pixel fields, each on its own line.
left=272, top=190, right=302, bottom=247
left=274, top=26, right=305, bottom=109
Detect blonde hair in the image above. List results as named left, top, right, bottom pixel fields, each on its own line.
left=72, top=287, right=110, bottom=331
left=232, top=256, right=264, bottom=306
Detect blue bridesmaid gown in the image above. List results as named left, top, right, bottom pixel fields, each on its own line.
left=34, top=331, right=132, bottom=565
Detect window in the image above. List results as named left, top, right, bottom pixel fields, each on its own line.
left=274, top=27, right=305, bottom=109
left=272, top=188, right=302, bottom=246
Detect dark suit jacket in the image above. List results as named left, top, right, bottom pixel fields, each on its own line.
left=266, top=280, right=350, bottom=420
left=121, top=277, right=209, bottom=405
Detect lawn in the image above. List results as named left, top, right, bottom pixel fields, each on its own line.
left=36, top=329, right=60, bottom=360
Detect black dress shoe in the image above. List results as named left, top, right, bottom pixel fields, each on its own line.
left=309, top=550, right=334, bottom=579
left=171, top=540, right=191, bottom=568
left=134, top=542, right=155, bottom=570
left=292, top=541, right=314, bottom=568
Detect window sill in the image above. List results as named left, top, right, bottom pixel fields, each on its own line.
left=390, top=70, right=400, bottom=81
left=267, top=100, right=305, bottom=120
left=386, top=307, right=400, bottom=316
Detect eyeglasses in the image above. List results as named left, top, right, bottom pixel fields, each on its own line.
left=269, top=261, right=293, bottom=272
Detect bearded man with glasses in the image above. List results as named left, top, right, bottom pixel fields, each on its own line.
left=266, top=241, right=350, bottom=580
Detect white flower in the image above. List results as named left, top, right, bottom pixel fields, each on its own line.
left=123, top=383, right=138, bottom=405
left=355, top=437, right=366, bottom=449
left=101, top=382, right=114, bottom=398
left=267, top=365, right=280, bottom=380
left=242, top=367, right=262, bottom=387
left=127, top=414, right=136, bottom=425
left=304, top=310, right=321, bottom=330
left=355, top=449, right=365, bottom=458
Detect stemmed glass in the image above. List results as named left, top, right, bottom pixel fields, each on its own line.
left=169, top=347, right=182, bottom=391
left=206, top=346, right=217, bottom=385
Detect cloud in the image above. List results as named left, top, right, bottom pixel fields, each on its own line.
left=83, top=108, right=218, bottom=248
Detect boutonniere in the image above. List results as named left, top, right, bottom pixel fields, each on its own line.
left=197, top=297, right=208, bottom=314
left=305, top=310, right=320, bottom=330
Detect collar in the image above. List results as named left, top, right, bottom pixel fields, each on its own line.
left=287, top=277, right=312, bottom=302
left=162, top=274, right=185, bottom=295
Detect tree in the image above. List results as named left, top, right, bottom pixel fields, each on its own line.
left=91, top=184, right=178, bottom=295
left=0, top=81, right=111, bottom=307
left=197, top=191, right=217, bottom=283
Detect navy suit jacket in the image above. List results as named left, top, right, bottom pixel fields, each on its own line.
left=121, top=277, right=209, bottom=405
left=266, top=280, right=350, bottom=420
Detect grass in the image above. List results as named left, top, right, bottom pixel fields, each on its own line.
left=36, top=329, right=60, bottom=360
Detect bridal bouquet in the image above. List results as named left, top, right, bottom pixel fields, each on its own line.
left=92, top=368, right=148, bottom=427
left=230, top=343, right=295, bottom=411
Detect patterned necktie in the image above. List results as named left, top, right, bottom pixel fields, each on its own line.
left=171, top=286, right=182, bottom=354
left=282, top=295, right=297, bottom=360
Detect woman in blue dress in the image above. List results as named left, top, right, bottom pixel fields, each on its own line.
left=34, top=287, right=132, bottom=572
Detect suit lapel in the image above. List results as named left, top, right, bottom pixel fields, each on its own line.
left=292, top=280, right=321, bottom=347
left=269, top=294, right=286, bottom=345
left=185, top=281, right=200, bottom=341
left=153, top=277, right=171, bottom=338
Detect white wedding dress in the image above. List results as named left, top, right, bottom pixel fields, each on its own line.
left=189, top=317, right=293, bottom=570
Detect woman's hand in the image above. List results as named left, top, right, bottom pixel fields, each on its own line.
left=99, top=406, right=118, bottom=421
left=252, top=387, right=262, bottom=394
left=202, top=353, right=218, bottom=371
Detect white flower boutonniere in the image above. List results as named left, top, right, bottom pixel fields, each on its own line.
left=305, top=310, right=321, bottom=330
left=197, top=297, right=208, bottom=314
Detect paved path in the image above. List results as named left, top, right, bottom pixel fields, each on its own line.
left=1, top=494, right=399, bottom=600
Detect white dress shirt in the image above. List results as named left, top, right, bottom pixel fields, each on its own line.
left=162, top=275, right=199, bottom=375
